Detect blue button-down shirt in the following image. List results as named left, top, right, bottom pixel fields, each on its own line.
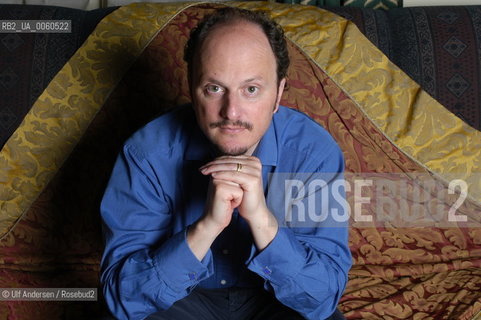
left=100, top=105, right=352, bottom=320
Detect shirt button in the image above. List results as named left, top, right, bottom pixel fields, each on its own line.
left=262, top=266, right=272, bottom=275
left=188, top=272, right=197, bottom=280
left=222, top=249, right=229, bottom=255
left=220, top=280, right=227, bottom=285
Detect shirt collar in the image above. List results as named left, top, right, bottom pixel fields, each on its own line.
left=184, top=117, right=213, bottom=161
left=253, top=119, right=277, bottom=166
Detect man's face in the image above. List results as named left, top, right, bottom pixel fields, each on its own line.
left=191, top=20, right=286, bottom=156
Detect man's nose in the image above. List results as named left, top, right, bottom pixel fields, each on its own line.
left=220, top=91, right=241, bottom=119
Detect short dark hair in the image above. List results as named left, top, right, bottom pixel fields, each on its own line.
left=184, top=7, right=290, bottom=84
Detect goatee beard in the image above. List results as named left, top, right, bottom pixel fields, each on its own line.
left=213, top=144, right=248, bottom=156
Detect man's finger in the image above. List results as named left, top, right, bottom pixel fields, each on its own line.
left=201, top=163, right=251, bottom=175
left=211, top=171, right=258, bottom=190
left=200, top=157, right=261, bottom=175
left=200, top=156, right=259, bottom=169
left=212, top=178, right=241, bottom=188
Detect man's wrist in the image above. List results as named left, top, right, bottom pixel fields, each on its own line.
left=186, top=217, right=224, bottom=261
left=244, top=207, right=276, bottom=229
left=191, top=217, right=224, bottom=240
left=245, top=208, right=279, bottom=251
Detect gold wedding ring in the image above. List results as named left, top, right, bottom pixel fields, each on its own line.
left=236, top=163, right=243, bottom=172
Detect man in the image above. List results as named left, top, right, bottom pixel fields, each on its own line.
left=100, top=7, right=351, bottom=320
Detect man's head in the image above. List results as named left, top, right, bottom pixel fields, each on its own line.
left=184, top=7, right=290, bottom=156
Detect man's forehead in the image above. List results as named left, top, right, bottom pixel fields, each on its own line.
left=201, top=19, right=268, bottom=48
left=192, top=18, right=279, bottom=83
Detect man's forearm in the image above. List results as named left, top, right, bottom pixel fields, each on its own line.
left=187, top=217, right=224, bottom=261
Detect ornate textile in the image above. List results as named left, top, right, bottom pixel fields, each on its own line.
left=0, top=5, right=116, bottom=149
left=275, top=0, right=402, bottom=10
left=0, top=2, right=480, bottom=319
left=329, top=6, right=481, bottom=130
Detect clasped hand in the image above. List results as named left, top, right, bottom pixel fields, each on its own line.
left=199, top=156, right=269, bottom=230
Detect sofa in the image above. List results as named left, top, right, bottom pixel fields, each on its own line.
left=0, top=2, right=480, bottom=319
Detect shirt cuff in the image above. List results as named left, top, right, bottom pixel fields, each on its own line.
left=246, top=227, right=305, bottom=285
left=152, top=228, right=214, bottom=293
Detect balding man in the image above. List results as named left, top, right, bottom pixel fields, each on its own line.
left=100, top=7, right=351, bottom=320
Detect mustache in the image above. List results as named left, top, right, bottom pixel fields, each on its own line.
left=209, top=120, right=253, bottom=131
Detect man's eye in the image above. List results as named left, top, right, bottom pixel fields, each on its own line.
left=206, top=85, right=222, bottom=93
left=246, top=86, right=258, bottom=94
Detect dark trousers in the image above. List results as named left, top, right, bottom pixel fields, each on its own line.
left=146, top=287, right=346, bottom=320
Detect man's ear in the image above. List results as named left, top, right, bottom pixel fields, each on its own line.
left=274, top=78, right=287, bottom=113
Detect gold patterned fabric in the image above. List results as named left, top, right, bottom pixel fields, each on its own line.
left=0, top=2, right=196, bottom=238
left=0, top=2, right=480, bottom=319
